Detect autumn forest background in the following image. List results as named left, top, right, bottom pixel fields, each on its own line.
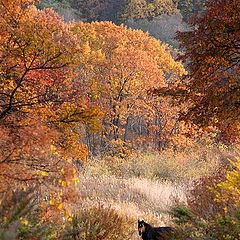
left=0, top=0, right=239, bottom=239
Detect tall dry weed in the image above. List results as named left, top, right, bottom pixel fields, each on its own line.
left=85, top=142, right=231, bottom=182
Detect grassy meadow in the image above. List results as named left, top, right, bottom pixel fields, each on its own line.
left=72, top=143, right=232, bottom=239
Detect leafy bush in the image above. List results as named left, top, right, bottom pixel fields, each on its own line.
left=171, top=205, right=240, bottom=240
left=170, top=205, right=203, bottom=239
left=171, top=156, right=240, bottom=240
left=0, top=189, right=57, bottom=240
left=61, top=205, right=135, bottom=240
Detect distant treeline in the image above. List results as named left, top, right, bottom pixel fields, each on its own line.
left=37, top=0, right=206, bottom=47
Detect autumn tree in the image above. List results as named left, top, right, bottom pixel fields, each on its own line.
left=174, top=0, right=206, bottom=21
left=73, top=22, right=186, bottom=154
left=0, top=0, right=102, bottom=223
left=37, top=0, right=81, bottom=21
left=155, top=0, right=240, bottom=143
left=121, top=0, right=178, bottom=20
left=69, top=0, right=128, bottom=23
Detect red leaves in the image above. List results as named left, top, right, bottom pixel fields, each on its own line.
left=0, top=0, right=99, bottom=219
left=176, top=0, right=240, bottom=142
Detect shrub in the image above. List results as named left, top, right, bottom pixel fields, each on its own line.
left=61, top=205, right=135, bottom=240
left=86, top=143, right=224, bottom=182
left=187, top=169, right=227, bottom=221
left=170, top=205, right=204, bottom=240
left=171, top=156, right=240, bottom=240
left=0, top=189, right=57, bottom=240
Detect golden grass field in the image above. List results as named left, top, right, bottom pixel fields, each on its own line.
left=74, top=144, right=232, bottom=239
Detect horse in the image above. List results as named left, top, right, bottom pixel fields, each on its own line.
left=138, top=220, right=175, bottom=240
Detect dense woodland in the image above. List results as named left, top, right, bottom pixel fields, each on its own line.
left=0, top=0, right=239, bottom=239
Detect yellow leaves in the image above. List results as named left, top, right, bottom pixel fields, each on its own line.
left=73, top=176, right=80, bottom=186
left=59, top=179, right=66, bottom=187
left=50, top=144, right=58, bottom=155
left=50, top=199, right=55, bottom=206
left=82, top=41, right=91, bottom=55
left=63, top=210, right=73, bottom=222
left=49, top=198, right=63, bottom=211
left=40, top=201, right=47, bottom=209
left=62, top=181, right=68, bottom=187
left=3, top=216, right=8, bottom=224
left=223, top=207, right=228, bottom=214
left=36, top=170, right=48, bottom=177
left=20, top=217, right=29, bottom=226
left=5, top=80, right=15, bottom=91
left=57, top=203, right=63, bottom=210
left=217, top=156, right=240, bottom=206
left=74, top=22, right=186, bottom=148
left=0, top=0, right=92, bottom=226
left=41, top=171, right=47, bottom=177
left=59, top=176, right=78, bottom=187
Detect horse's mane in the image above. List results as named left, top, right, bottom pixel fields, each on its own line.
left=143, top=221, right=173, bottom=231
left=143, top=221, right=152, bottom=230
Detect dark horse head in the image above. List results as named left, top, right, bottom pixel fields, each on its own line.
left=138, top=220, right=175, bottom=240
left=138, top=220, right=146, bottom=236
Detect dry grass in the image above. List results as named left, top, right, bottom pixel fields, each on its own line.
left=75, top=174, right=185, bottom=239
left=77, top=174, right=186, bottom=224
left=74, top=143, right=234, bottom=239
left=85, top=142, right=231, bottom=182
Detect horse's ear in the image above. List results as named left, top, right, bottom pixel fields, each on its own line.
left=138, top=219, right=140, bottom=223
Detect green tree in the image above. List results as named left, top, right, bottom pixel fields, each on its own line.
left=38, top=0, right=80, bottom=21
left=174, top=0, right=206, bottom=21
left=121, top=0, right=178, bottom=20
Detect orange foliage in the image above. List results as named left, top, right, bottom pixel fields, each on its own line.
left=0, top=0, right=103, bottom=221
left=73, top=21, right=186, bottom=152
